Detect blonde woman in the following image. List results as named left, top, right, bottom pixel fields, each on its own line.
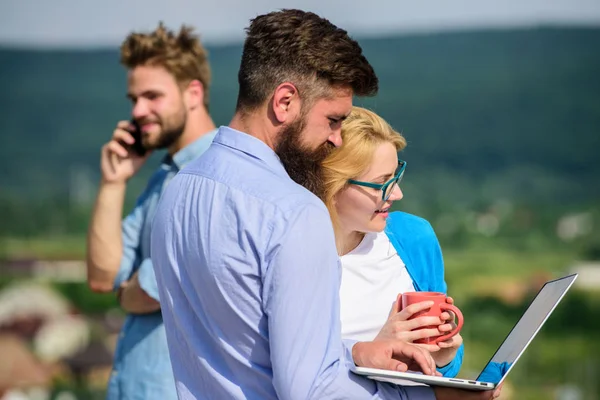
left=322, top=106, right=464, bottom=377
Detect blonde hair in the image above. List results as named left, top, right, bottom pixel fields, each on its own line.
left=322, top=106, right=406, bottom=246
left=120, top=22, right=211, bottom=110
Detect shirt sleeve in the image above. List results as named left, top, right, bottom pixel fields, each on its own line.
left=137, top=257, right=160, bottom=302
left=263, top=203, right=436, bottom=400
left=112, top=196, right=147, bottom=291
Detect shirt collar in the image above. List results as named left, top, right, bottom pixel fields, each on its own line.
left=212, top=126, right=289, bottom=178
left=162, top=130, right=218, bottom=170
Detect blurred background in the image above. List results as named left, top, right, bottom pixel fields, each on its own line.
left=0, top=1, right=599, bottom=399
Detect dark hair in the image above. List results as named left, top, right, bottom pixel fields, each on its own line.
left=236, top=9, right=378, bottom=112
left=120, top=22, right=211, bottom=110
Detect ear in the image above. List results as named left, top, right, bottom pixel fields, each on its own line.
left=183, top=80, right=204, bottom=111
left=271, top=82, right=300, bottom=124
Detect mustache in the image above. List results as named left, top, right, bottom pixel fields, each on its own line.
left=134, top=117, right=161, bottom=126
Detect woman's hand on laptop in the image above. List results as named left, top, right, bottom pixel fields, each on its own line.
left=352, top=340, right=442, bottom=376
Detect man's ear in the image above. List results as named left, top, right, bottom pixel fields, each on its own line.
left=183, top=79, right=204, bottom=110
left=271, top=82, right=300, bottom=123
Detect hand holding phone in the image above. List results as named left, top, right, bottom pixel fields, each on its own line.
left=100, top=120, right=150, bottom=184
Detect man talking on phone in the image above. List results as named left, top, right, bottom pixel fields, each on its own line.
left=85, top=22, right=216, bottom=400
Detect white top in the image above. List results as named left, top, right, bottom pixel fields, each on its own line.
left=339, top=231, right=416, bottom=342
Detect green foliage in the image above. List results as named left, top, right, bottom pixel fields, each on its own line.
left=1, top=27, right=599, bottom=209
left=1, top=27, right=599, bottom=239
left=0, top=235, right=86, bottom=259
left=52, top=282, right=119, bottom=314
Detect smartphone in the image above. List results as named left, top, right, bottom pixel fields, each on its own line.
left=129, top=119, right=147, bottom=156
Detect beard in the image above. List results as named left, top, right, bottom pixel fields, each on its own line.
left=275, top=116, right=335, bottom=201
left=140, top=106, right=187, bottom=150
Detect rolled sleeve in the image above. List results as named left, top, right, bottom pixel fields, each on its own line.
left=137, top=257, right=161, bottom=302
left=342, top=338, right=359, bottom=368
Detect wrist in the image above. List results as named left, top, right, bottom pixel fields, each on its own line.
left=433, top=350, right=455, bottom=368
left=100, top=179, right=128, bottom=189
left=116, top=281, right=128, bottom=304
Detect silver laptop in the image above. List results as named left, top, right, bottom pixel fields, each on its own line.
left=351, top=273, right=578, bottom=391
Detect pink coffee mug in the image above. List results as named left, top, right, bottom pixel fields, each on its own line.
left=401, top=291, right=464, bottom=344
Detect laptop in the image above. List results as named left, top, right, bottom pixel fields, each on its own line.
left=351, top=273, right=578, bottom=391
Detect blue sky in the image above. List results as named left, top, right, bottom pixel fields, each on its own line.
left=2, top=0, right=600, bottom=48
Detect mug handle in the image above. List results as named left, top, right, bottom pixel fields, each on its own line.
left=433, top=303, right=464, bottom=344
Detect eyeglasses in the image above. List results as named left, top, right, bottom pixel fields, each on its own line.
left=348, top=159, right=406, bottom=202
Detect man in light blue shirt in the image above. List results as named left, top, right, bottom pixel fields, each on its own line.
left=105, top=134, right=215, bottom=400
left=85, top=23, right=216, bottom=399
left=152, top=10, right=500, bottom=400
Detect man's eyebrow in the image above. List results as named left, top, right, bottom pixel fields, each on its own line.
left=127, top=89, right=163, bottom=100
left=340, top=112, right=352, bottom=120
left=329, top=113, right=350, bottom=121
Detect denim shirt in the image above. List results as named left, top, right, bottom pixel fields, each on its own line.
left=105, top=131, right=216, bottom=400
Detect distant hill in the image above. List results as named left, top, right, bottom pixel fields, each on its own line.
left=1, top=27, right=599, bottom=209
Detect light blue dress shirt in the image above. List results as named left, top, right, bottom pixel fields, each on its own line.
left=106, top=131, right=217, bottom=400
left=150, top=126, right=436, bottom=400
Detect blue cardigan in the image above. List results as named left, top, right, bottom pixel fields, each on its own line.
left=384, top=211, right=464, bottom=378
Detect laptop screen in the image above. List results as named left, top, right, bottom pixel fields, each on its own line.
left=476, top=274, right=577, bottom=384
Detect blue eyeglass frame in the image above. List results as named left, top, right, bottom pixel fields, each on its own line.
left=347, top=159, right=406, bottom=201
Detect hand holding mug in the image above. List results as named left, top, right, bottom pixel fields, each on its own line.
left=375, top=295, right=452, bottom=346
left=400, top=291, right=464, bottom=345
left=401, top=292, right=464, bottom=368
left=376, top=292, right=463, bottom=342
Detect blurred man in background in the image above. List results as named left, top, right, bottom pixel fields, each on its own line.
left=85, top=22, right=216, bottom=400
